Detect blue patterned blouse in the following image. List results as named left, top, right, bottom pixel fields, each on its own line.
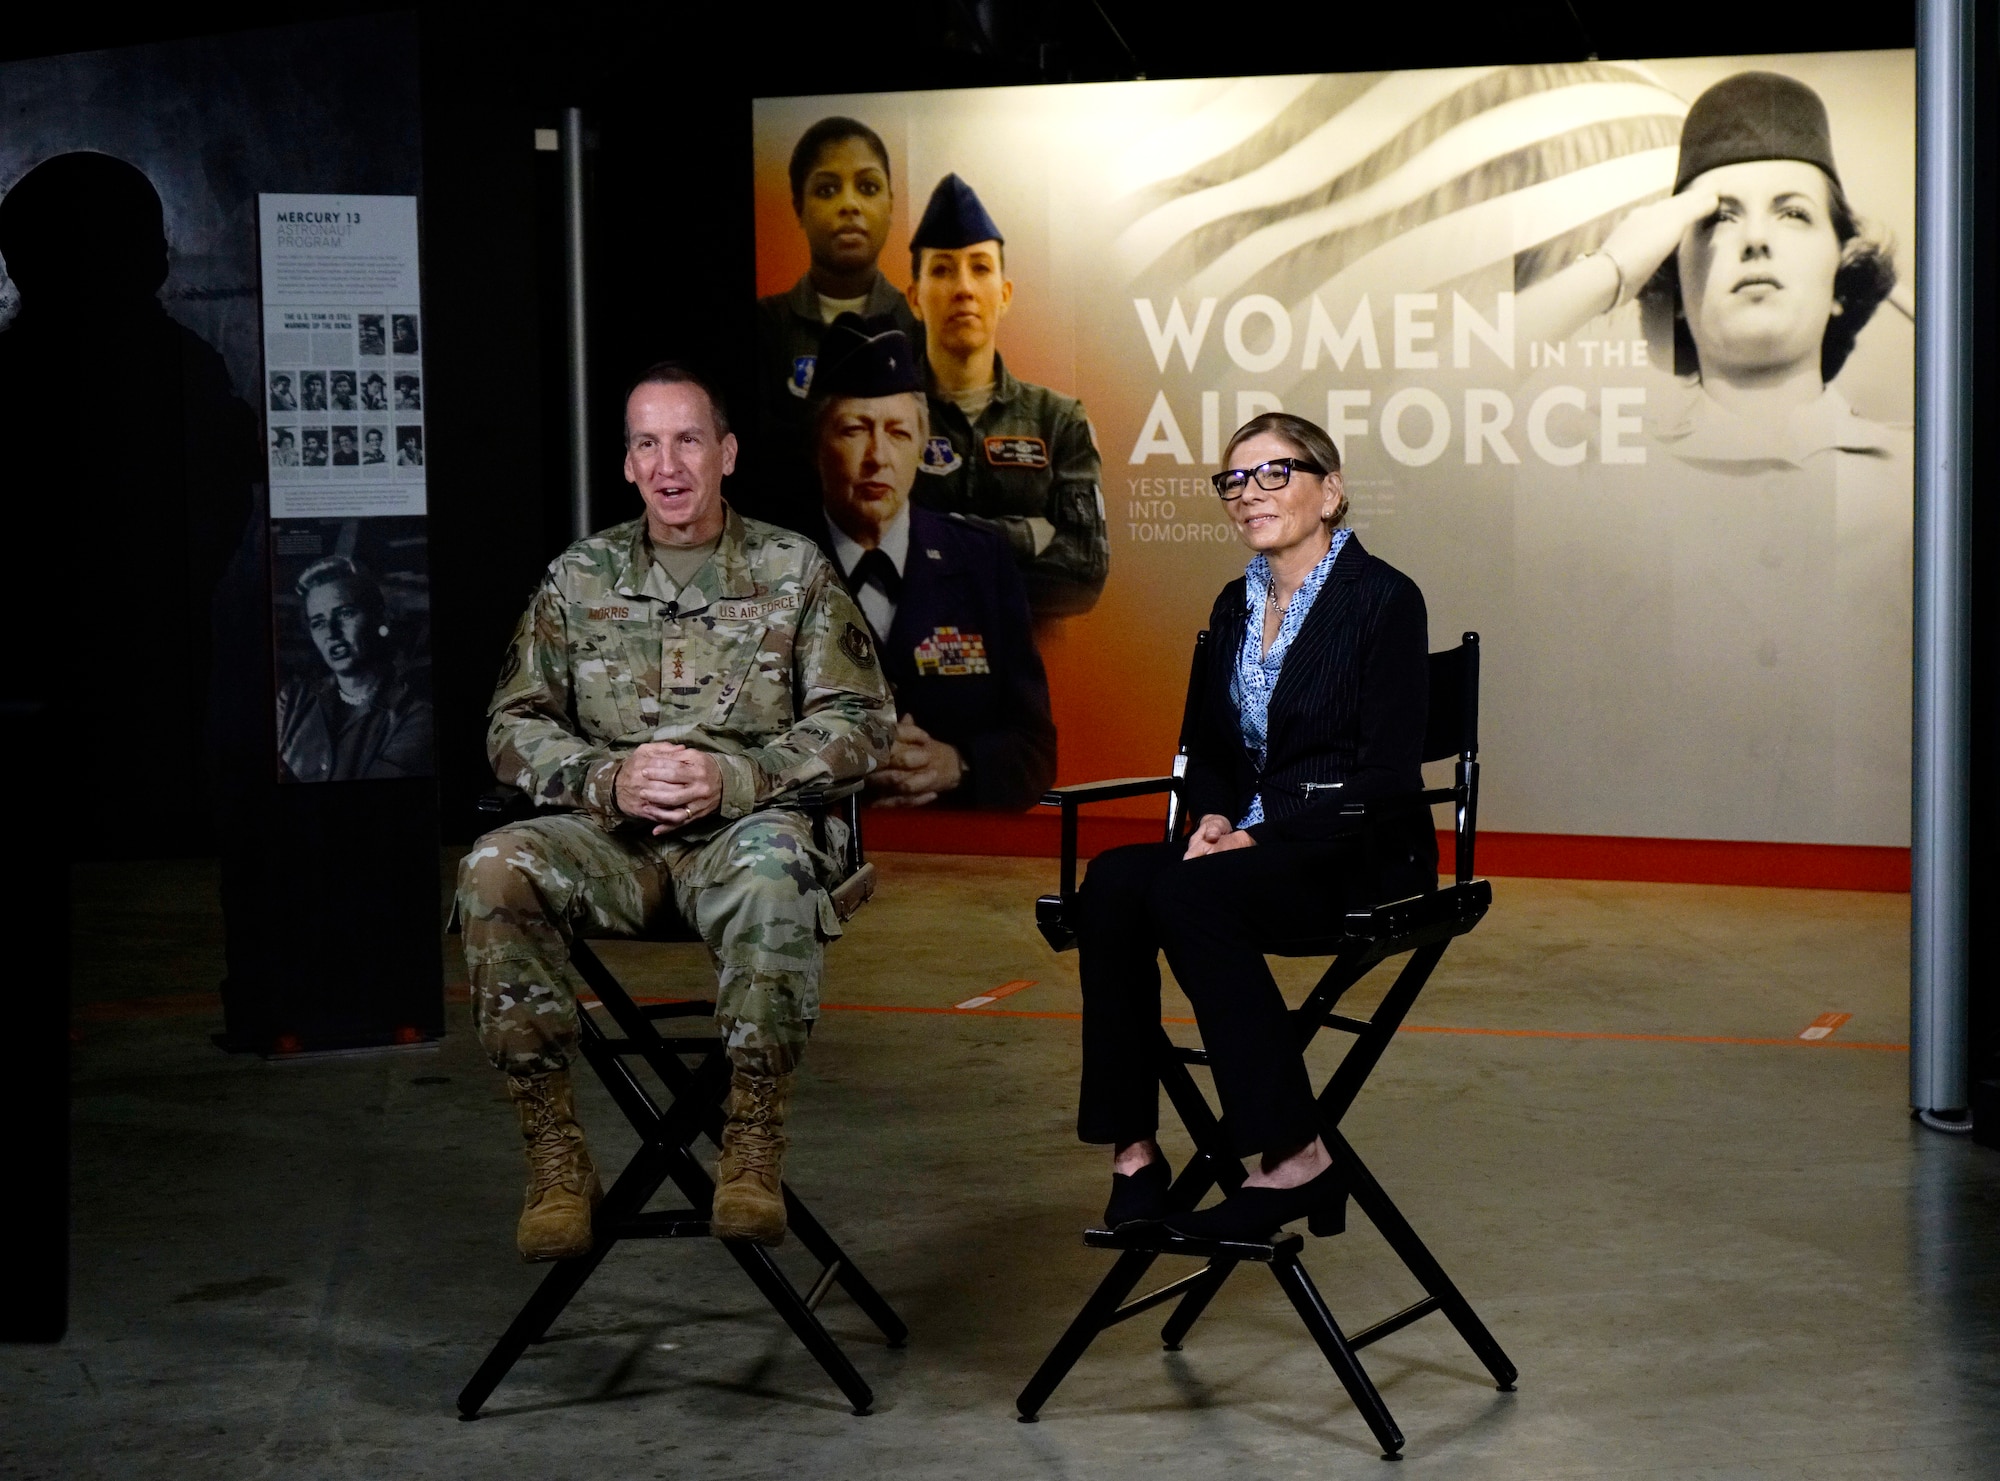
left=1229, top=530, right=1353, bottom=828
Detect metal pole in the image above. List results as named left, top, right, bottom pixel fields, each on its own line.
left=1912, top=0, right=1974, bottom=1116
left=560, top=106, right=591, bottom=542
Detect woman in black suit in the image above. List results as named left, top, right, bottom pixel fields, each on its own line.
left=1076, top=412, right=1435, bottom=1240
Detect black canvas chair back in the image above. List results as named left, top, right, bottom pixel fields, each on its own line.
left=1422, top=635, right=1480, bottom=885
left=1020, top=632, right=1514, bottom=1459
left=456, top=785, right=906, bottom=1420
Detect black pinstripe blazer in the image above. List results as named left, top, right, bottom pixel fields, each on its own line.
left=1183, top=536, right=1436, bottom=885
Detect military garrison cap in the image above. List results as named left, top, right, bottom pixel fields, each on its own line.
left=814, top=314, right=922, bottom=399
left=909, top=173, right=1004, bottom=252
left=1674, top=71, right=1841, bottom=194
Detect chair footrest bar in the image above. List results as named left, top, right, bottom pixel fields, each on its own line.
left=1083, top=1226, right=1302, bottom=1263
left=600, top=1038, right=720, bottom=1058
left=617, top=1210, right=710, bottom=1239
left=1323, top=1013, right=1373, bottom=1035
left=1173, top=1047, right=1211, bottom=1066
left=805, top=1260, right=844, bottom=1312
left=1348, top=1295, right=1442, bottom=1351
left=641, top=1002, right=714, bottom=1020
left=1102, top=1268, right=1218, bottom=1328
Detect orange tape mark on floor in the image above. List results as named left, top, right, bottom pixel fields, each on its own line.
left=74, top=990, right=1910, bottom=1053
left=813, top=1003, right=1909, bottom=1052
left=1394, top=1021, right=1906, bottom=1052
left=1799, top=1011, right=1853, bottom=1041
left=955, top=979, right=1037, bottom=1010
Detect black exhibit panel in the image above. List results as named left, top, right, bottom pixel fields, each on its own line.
left=0, top=15, right=442, bottom=1054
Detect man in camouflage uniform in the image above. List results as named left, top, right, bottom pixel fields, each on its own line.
left=457, top=362, right=894, bottom=1260
left=905, top=174, right=1108, bottom=621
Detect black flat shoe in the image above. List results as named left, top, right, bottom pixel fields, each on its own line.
left=1103, top=1156, right=1171, bottom=1228
left=1164, top=1160, right=1345, bottom=1242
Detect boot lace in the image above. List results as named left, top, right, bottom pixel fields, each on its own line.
left=729, top=1088, right=782, bottom=1177
left=520, top=1087, right=586, bottom=1197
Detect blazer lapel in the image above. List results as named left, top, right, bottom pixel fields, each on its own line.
left=1266, top=538, right=1366, bottom=740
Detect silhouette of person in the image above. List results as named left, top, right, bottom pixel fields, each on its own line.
left=0, top=154, right=260, bottom=845
left=0, top=150, right=269, bottom=1044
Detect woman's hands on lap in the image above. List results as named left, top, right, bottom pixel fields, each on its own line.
left=1183, top=813, right=1256, bottom=859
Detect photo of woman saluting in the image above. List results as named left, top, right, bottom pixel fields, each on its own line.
left=1518, top=70, right=1900, bottom=451
left=1509, top=69, right=1911, bottom=851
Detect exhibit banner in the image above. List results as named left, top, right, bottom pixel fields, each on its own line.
left=259, top=194, right=426, bottom=516
left=259, top=192, right=435, bottom=783
left=753, top=52, right=1915, bottom=849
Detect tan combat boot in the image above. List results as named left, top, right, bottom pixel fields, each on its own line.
left=507, top=1069, right=603, bottom=1262
left=710, top=1068, right=794, bottom=1246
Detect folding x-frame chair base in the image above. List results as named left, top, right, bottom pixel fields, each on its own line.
left=1015, top=1171, right=1516, bottom=1460
left=1015, top=885, right=1516, bottom=1459
left=457, top=939, right=907, bottom=1420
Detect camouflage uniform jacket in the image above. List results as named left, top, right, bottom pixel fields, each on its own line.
left=488, top=506, right=895, bottom=825
left=913, top=353, right=1109, bottom=619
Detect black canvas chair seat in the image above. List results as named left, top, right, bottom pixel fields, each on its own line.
left=456, top=783, right=906, bottom=1420
left=1016, top=632, right=1515, bottom=1459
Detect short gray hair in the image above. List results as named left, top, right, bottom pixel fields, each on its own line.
left=811, top=388, right=930, bottom=443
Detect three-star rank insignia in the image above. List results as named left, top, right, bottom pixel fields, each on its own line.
left=913, top=627, right=990, bottom=677
left=665, top=645, right=702, bottom=696
left=839, top=621, right=877, bottom=668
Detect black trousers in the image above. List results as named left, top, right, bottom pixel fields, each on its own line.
left=1075, top=835, right=1379, bottom=1158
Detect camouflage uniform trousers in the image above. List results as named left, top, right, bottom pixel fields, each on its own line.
left=458, top=807, right=841, bottom=1079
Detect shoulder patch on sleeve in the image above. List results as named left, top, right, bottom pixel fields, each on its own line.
left=839, top=621, right=877, bottom=669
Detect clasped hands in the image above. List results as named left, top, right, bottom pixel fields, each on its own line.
left=1183, top=813, right=1255, bottom=860
left=868, top=712, right=965, bottom=808
left=615, top=742, right=722, bottom=835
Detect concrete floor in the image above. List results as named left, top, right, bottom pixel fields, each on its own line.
left=8, top=851, right=1998, bottom=1478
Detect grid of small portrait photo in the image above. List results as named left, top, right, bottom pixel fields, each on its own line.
left=269, top=515, right=435, bottom=784
left=266, top=307, right=422, bottom=483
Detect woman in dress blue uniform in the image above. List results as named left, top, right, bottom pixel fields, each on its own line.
left=808, top=314, right=1056, bottom=810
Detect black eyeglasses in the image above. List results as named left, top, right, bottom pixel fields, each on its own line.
left=1210, top=456, right=1325, bottom=499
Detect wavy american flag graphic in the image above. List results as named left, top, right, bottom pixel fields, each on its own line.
left=1111, top=62, right=1691, bottom=306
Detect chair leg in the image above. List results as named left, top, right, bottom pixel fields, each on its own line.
left=1015, top=1248, right=1161, bottom=1420
left=457, top=1245, right=609, bottom=1419
left=783, top=1188, right=909, bottom=1348
left=456, top=1138, right=676, bottom=1418
left=651, top=1037, right=909, bottom=1354
left=1268, top=1252, right=1405, bottom=1460
left=640, top=1080, right=893, bottom=1409
left=1333, top=1133, right=1518, bottom=1390
left=720, top=1238, right=878, bottom=1416
left=1159, top=1256, right=1237, bottom=1351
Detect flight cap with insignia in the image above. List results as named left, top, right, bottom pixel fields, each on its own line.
left=909, top=173, right=1004, bottom=254
left=1674, top=71, right=1841, bottom=194
left=813, top=313, right=922, bottom=399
